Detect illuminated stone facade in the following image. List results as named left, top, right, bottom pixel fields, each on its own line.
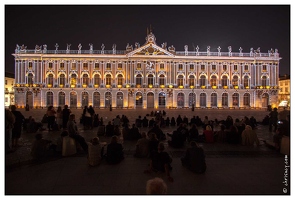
left=12, top=30, right=281, bottom=109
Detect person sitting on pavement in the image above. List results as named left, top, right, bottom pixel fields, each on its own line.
left=167, top=130, right=186, bottom=148
left=181, top=141, right=206, bottom=174
left=148, top=124, right=166, bottom=140
left=87, top=137, right=103, bottom=166
left=146, top=177, right=167, bottom=194
left=134, top=132, right=150, bottom=158
left=67, top=114, right=88, bottom=153
left=106, top=135, right=124, bottom=164
left=144, top=142, right=173, bottom=182
left=135, top=115, right=142, bottom=128
left=31, top=133, right=56, bottom=160
left=215, top=124, right=227, bottom=143
left=128, top=124, right=141, bottom=140
left=188, top=123, right=199, bottom=142
left=242, top=125, right=260, bottom=146
left=148, top=133, right=159, bottom=157
left=105, top=121, right=115, bottom=137
left=203, top=125, right=214, bottom=143
left=170, top=117, right=176, bottom=126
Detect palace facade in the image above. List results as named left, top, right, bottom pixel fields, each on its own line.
left=12, top=31, right=281, bottom=109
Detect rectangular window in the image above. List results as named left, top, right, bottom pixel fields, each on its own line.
left=285, top=87, right=289, bottom=93
left=223, top=65, right=227, bottom=71
left=262, top=65, right=267, bottom=72
left=244, top=65, right=249, bottom=71
left=95, top=63, right=99, bottom=69
left=60, top=63, right=64, bottom=69
left=83, top=63, right=88, bottom=70
left=137, top=63, right=141, bottom=70
left=49, top=63, right=53, bottom=69
left=72, top=63, right=76, bottom=70
left=190, top=64, right=194, bottom=71
left=201, top=65, right=205, bottom=71
left=212, top=65, right=216, bottom=71
left=118, top=63, right=122, bottom=70
left=28, top=62, right=33, bottom=69
left=106, top=63, right=111, bottom=70
left=179, top=64, right=183, bottom=70
left=234, top=65, right=238, bottom=71
left=5, top=80, right=7, bottom=85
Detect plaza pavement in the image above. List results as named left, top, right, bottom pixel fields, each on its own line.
left=4, top=108, right=291, bottom=195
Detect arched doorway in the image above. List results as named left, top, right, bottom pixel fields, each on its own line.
left=189, top=93, right=196, bottom=107
left=105, top=92, right=112, bottom=108
left=46, top=91, right=53, bottom=107
left=93, top=92, right=100, bottom=108
left=158, top=92, right=166, bottom=108
left=135, top=92, right=143, bottom=108
left=177, top=93, right=185, bottom=108
left=117, top=92, right=123, bottom=108
left=70, top=91, right=77, bottom=108
left=232, top=93, right=239, bottom=107
left=211, top=93, right=217, bottom=107
left=200, top=93, right=206, bottom=107
left=26, top=91, right=33, bottom=108
left=262, top=93, right=269, bottom=107
left=81, top=92, right=89, bottom=107
left=58, top=92, right=65, bottom=107
left=147, top=92, right=154, bottom=108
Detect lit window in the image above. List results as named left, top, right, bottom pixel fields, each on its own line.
left=200, top=75, right=206, bottom=87
left=136, top=74, right=142, bottom=87
left=177, top=75, right=184, bottom=87
left=106, top=74, right=112, bottom=85
left=137, top=63, right=141, bottom=70
left=261, top=76, right=267, bottom=87
left=71, top=63, right=76, bottom=70
left=234, top=65, right=238, bottom=71
left=159, top=74, right=165, bottom=85
left=210, top=75, right=217, bottom=86
left=117, top=74, right=123, bottom=86
left=262, top=65, right=267, bottom=72
left=189, top=75, right=195, bottom=87
left=160, top=63, right=164, bottom=69
left=106, top=63, right=111, bottom=70
left=83, top=63, right=88, bottom=70
left=223, top=65, right=227, bottom=71
left=60, top=63, right=65, bottom=69
left=28, top=62, right=33, bottom=69
left=118, top=63, right=122, bottom=70
left=148, top=74, right=154, bottom=85
left=212, top=65, right=216, bottom=71
left=232, top=75, right=239, bottom=86
left=49, top=63, right=53, bottom=69
left=179, top=64, right=183, bottom=70
left=201, top=65, right=205, bottom=71
left=244, top=65, right=249, bottom=71
left=95, top=63, right=99, bottom=69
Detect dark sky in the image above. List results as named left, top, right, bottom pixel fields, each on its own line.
left=5, top=5, right=290, bottom=75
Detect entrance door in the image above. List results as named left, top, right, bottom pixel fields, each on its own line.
left=147, top=92, right=154, bottom=108
left=117, top=92, right=123, bottom=108
left=262, top=93, right=269, bottom=107
left=26, top=91, right=33, bottom=108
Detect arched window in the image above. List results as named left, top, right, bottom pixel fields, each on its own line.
left=70, top=74, right=77, bottom=86
left=48, top=74, right=54, bottom=85
left=244, top=75, right=249, bottom=88
left=261, top=76, right=267, bottom=87
left=211, top=93, right=217, bottom=107
left=46, top=92, right=53, bottom=107
left=159, top=74, right=165, bottom=86
left=177, top=75, right=184, bottom=87
left=148, top=74, right=154, bottom=86
left=232, top=75, right=239, bottom=87
left=200, top=75, right=206, bottom=87
left=243, top=93, right=250, bottom=106
left=117, top=92, right=124, bottom=108
left=221, top=75, right=228, bottom=87
left=200, top=93, right=206, bottom=107
left=136, top=74, right=142, bottom=87
left=105, top=92, right=112, bottom=107
left=222, top=93, right=228, bottom=107
left=59, top=74, right=65, bottom=86
left=28, top=73, right=34, bottom=84
left=210, top=75, right=217, bottom=87
left=117, top=74, right=123, bottom=86
left=232, top=93, right=239, bottom=106
left=106, top=74, right=112, bottom=86
left=94, top=74, right=101, bottom=86
left=188, top=75, right=195, bottom=87
left=82, top=74, right=89, bottom=86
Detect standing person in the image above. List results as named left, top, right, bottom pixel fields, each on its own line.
left=56, top=106, right=63, bottom=130
left=47, top=106, right=56, bottom=131
left=269, top=107, right=278, bottom=132
left=11, top=105, right=25, bottom=148
left=88, top=105, right=95, bottom=129
left=62, top=105, right=71, bottom=129
left=5, top=108, right=15, bottom=153
left=67, top=114, right=88, bottom=152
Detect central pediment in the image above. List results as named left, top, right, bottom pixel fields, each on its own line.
left=127, top=43, right=175, bottom=57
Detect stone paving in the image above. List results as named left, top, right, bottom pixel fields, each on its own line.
left=4, top=108, right=291, bottom=195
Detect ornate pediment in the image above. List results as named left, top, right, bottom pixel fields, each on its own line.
left=127, top=43, right=175, bottom=57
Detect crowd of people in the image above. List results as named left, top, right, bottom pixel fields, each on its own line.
left=5, top=105, right=290, bottom=186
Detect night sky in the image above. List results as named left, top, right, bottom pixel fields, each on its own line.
left=5, top=5, right=290, bottom=75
